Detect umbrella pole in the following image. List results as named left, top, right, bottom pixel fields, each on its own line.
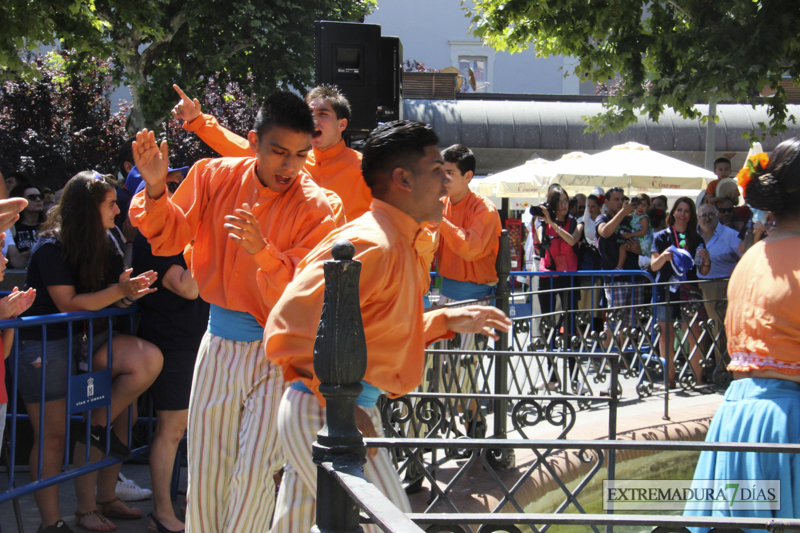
left=704, top=100, right=717, bottom=171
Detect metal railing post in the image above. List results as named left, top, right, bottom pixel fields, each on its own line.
left=663, top=289, right=671, bottom=421
left=606, top=356, right=619, bottom=533
left=312, top=239, right=368, bottom=533
left=490, top=230, right=515, bottom=468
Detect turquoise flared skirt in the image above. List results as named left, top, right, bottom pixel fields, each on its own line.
left=686, top=378, right=800, bottom=531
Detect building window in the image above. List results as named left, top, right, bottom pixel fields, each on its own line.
left=459, top=56, right=488, bottom=92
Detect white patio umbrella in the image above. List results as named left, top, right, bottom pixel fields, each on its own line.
left=544, top=142, right=715, bottom=196
left=473, top=153, right=591, bottom=200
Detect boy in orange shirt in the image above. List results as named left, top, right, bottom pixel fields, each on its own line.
left=263, top=121, right=511, bottom=533
left=171, top=84, right=371, bottom=223
left=437, top=144, right=502, bottom=328
left=704, top=157, right=732, bottom=204
left=130, top=92, right=337, bottom=533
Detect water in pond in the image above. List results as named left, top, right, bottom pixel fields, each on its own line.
left=522, top=450, right=701, bottom=533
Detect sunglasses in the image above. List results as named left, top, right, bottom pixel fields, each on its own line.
left=717, top=207, right=734, bottom=214
left=699, top=213, right=716, bottom=219
left=166, top=182, right=179, bottom=193
left=26, top=194, right=43, bottom=201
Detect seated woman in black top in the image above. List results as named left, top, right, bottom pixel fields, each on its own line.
left=650, top=197, right=711, bottom=390
left=9, top=182, right=47, bottom=268
left=19, top=172, right=163, bottom=533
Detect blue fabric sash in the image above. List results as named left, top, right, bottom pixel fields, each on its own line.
left=291, top=380, right=383, bottom=408
left=440, top=277, right=494, bottom=301
left=207, top=304, right=263, bottom=342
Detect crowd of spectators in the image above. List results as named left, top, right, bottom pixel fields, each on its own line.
left=522, top=156, right=761, bottom=389
left=0, top=146, right=204, bottom=531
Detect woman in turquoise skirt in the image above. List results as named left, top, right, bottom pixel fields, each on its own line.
left=686, top=138, right=800, bottom=531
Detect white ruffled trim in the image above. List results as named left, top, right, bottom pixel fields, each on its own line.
left=729, top=352, right=800, bottom=371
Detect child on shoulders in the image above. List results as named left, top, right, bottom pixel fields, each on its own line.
left=617, top=193, right=653, bottom=269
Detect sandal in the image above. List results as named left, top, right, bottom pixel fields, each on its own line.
left=148, top=513, right=185, bottom=533
left=74, top=510, right=116, bottom=532
left=96, top=497, right=142, bottom=520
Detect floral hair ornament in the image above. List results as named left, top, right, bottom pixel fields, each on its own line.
left=736, top=152, right=769, bottom=198
left=597, top=194, right=606, bottom=206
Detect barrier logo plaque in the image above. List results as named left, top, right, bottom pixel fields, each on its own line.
left=69, top=369, right=112, bottom=414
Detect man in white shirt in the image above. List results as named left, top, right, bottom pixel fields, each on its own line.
left=697, top=203, right=742, bottom=352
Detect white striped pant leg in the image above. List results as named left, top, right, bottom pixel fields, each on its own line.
left=272, top=387, right=410, bottom=533
left=224, top=355, right=285, bottom=532
left=272, top=388, right=319, bottom=533
left=186, top=333, right=250, bottom=533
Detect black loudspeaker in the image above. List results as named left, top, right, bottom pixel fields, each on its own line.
left=378, top=36, right=403, bottom=123
left=315, top=21, right=381, bottom=134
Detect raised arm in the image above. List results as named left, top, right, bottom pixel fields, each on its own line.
left=597, top=203, right=635, bottom=238
left=129, top=130, right=211, bottom=256
left=173, top=84, right=252, bottom=158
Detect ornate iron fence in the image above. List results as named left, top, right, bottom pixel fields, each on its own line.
left=313, top=236, right=800, bottom=533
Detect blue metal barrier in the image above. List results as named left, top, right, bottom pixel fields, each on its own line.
left=0, top=306, right=142, bottom=504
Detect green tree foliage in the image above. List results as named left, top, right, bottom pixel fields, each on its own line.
left=0, top=51, right=130, bottom=189
left=2, top=0, right=375, bottom=131
left=469, top=0, right=800, bottom=137
left=1, top=51, right=261, bottom=190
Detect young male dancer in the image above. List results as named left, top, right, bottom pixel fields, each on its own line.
left=130, top=92, right=337, bottom=533
left=438, top=144, right=502, bottom=318
left=172, top=84, right=372, bottom=222
left=263, top=121, right=511, bottom=533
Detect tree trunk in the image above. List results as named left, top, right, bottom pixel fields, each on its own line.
left=128, top=84, right=146, bottom=134
left=120, top=49, right=148, bottom=135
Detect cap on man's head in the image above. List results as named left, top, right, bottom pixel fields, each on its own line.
left=128, top=165, right=190, bottom=195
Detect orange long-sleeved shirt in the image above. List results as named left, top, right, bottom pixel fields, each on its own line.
left=183, top=114, right=370, bottom=221
left=129, top=157, right=337, bottom=326
left=266, top=199, right=454, bottom=405
left=417, top=223, right=439, bottom=295
left=437, top=191, right=501, bottom=285
left=304, top=140, right=372, bottom=220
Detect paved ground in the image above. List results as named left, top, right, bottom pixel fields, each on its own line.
left=0, top=370, right=724, bottom=532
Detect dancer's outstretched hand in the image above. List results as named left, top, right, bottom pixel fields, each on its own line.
left=133, top=129, right=169, bottom=199
left=172, top=84, right=202, bottom=123
left=444, top=305, right=512, bottom=341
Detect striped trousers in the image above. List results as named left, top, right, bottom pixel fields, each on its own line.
left=271, top=387, right=411, bottom=533
left=185, top=332, right=285, bottom=533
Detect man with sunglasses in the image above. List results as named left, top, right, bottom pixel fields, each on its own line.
left=715, top=197, right=742, bottom=232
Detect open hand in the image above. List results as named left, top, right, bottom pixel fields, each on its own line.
left=132, top=129, right=169, bottom=199
left=0, top=198, right=27, bottom=234
left=224, top=204, right=266, bottom=255
left=753, top=221, right=766, bottom=240
left=540, top=207, right=553, bottom=226
left=624, top=239, right=642, bottom=254
left=118, top=269, right=158, bottom=301
left=444, top=305, right=512, bottom=341
left=171, top=84, right=202, bottom=123
left=0, top=287, right=36, bottom=320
